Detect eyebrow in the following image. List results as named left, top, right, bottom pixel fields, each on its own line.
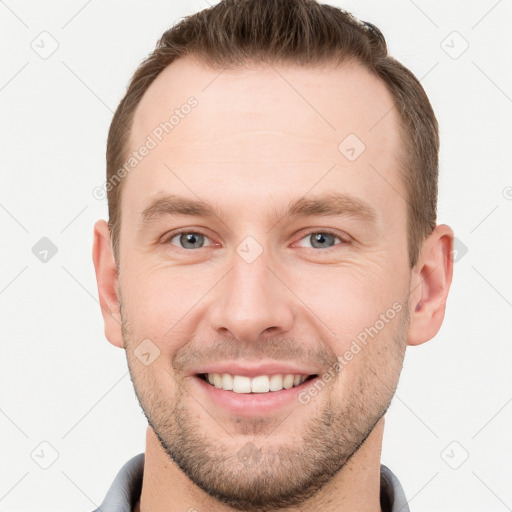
left=139, top=193, right=377, bottom=225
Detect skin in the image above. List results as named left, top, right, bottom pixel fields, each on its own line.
left=93, top=56, right=453, bottom=511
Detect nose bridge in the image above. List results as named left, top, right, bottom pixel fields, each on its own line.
left=209, top=243, right=294, bottom=343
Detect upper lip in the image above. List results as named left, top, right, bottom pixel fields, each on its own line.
left=191, top=361, right=320, bottom=379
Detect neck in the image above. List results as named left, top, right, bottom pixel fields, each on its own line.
left=135, top=417, right=385, bottom=512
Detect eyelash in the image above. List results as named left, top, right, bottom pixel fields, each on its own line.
left=163, top=228, right=349, bottom=251
left=294, top=228, right=349, bottom=250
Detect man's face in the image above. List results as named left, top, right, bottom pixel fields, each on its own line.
left=118, top=57, right=412, bottom=509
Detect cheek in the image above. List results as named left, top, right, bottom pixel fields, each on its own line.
left=332, top=304, right=407, bottom=411
left=120, top=261, right=216, bottom=349
left=294, top=261, right=406, bottom=343
left=295, top=263, right=408, bottom=391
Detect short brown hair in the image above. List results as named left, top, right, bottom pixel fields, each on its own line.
left=106, top=0, right=438, bottom=268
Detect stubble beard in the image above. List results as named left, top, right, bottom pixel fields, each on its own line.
left=121, top=302, right=409, bottom=510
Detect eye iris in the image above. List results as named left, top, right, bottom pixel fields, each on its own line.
left=180, top=233, right=204, bottom=249
left=311, top=233, right=335, bottom=249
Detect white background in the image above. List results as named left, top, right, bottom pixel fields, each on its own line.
left=1, top=0, right=511, bottom=511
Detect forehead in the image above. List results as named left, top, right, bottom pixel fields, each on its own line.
left=125, top=56, right=405, bottom=225
left=131, top=56, right=400, bottom=150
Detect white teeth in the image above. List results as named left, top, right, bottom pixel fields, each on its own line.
left=213, top=374, right=223, bottom=389
left=233, top=375, right=251, bottom=393
left=251, top=375, right=270, bottom=393
left=269, top=374, right=283, bottom=391
left=283, top=374, right=294, bottom=389
left=222, top=373, right=233, bottom=390
left=203, top=373, right=312, bottom=393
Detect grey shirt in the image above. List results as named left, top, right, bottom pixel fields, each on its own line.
left=92, top=453, right=410, bottom=512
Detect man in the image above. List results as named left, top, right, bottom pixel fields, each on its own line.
left=92, top=0, right=454, bottom=510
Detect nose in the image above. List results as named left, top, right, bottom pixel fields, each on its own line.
left=208, top=249, right=295, bottom=344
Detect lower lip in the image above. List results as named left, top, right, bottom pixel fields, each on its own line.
left=192, top=375, right=319, bottom=416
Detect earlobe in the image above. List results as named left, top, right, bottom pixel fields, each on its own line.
left=407, top=224, right=454, bottom=346
left=92, top=219, right=124, bottom=348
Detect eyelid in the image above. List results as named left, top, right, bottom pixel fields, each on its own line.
left=292, top=228, right=350, bottom=249
left=163, top=227, right=217, bottom=248
left=162, top=227, right=350, bottom=250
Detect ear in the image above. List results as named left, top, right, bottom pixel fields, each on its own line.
left=407, top=224, right=454, bottom=346
left=92, top=219, right=124, bottom=348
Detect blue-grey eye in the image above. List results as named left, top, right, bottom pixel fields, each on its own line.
left=170, top=232, right=210, bottom=249
left=309, top=232, right=338, bottom=249
left=294, top=231, right=344, bottom=250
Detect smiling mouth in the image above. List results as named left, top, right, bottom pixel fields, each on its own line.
left=197, top=373, right=318, bottom=393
